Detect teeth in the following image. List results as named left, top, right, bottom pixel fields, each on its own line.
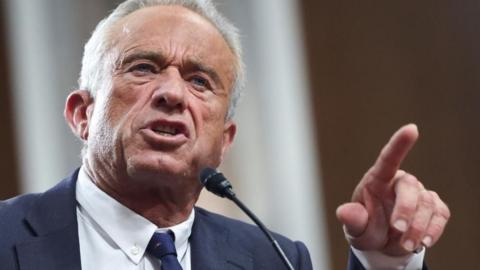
left=152, top=125, right=177, bottom=136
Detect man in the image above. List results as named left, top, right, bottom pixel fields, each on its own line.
left=0, top=0, right=449, bottom=269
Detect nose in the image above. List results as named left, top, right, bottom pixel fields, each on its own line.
left=151, top=67, right=187, bottom=112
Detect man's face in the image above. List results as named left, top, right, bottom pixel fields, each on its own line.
left=84, top=5, right=236, bottom=187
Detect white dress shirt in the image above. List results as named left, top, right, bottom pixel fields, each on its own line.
left=352, top=246, right=425, bottom=270
left=75, top=166, right=424, bottom=269
left=76, top=167, right=194, bottom=270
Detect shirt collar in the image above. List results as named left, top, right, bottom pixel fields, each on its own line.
left=152, top=211, right=194, bottom=263
left=75, top=166, right=195, bottom=264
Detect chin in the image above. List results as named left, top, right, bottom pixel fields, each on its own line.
left=126, top=153, right=194, bottom=182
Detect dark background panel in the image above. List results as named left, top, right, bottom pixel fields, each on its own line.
left=300, top=0, right=479, bottom=269
left=0, top=1, right=19, bottom=199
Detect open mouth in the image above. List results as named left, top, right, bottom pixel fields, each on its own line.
left=149, top=121, right=188, bottom=138
left=152, top=125, right=181, bottom=136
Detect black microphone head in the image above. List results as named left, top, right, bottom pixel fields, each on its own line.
left=199, top=167, right=218, bottom=185
left=199, top=167, right=234, bottom=198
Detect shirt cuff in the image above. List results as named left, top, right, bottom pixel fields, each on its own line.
left=351, top=246, right=425, bottom=270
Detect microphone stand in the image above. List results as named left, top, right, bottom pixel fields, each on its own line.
left=200, top=168, right=295, bottom=270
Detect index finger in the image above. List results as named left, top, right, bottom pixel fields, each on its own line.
left=367, top=124, right=419, bottom=183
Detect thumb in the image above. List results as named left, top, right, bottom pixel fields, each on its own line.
left=336, top=202, right=369, bottom=238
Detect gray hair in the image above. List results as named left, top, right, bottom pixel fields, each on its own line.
left=79, top=0, right=245, bottom=119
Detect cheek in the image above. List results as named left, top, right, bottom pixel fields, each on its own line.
left=109, top=83, right=152, bottom=128
left=110, top=86, right=141, bottom=116
left=87, top=96, right=118, bottom=148
left=195, top=104, right=229, bottom=153
left=191, top=99, right=224, bottom=131
left=89, top=86, right=146, bottom=142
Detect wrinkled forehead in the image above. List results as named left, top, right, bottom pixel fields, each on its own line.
left=116, top=5, right=217, bottom=38
left=106, top=5, right=237, bottom=88
left=116, top=8, right=232, bottom=67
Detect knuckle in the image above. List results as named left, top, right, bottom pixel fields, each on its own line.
left=419, top=191, right=435, bottom=207
left=428, top=215, right=448, bottom=235
left=399, top=173, right=419, bottom=187
left=363, top=168, right=373, bottom=180
left=429, top=191, right=439, bottom=199
left=409, top=222, right=426, bottom=237
left=363, top=178, right=376, bottom=192
left=362, top=170, right=377, bottom=186
left=428, top=222, right=445, bottom=236
left=434, top=196, right=451, bottom=219
left=418, top=181, right=425, bottom=190
left=395, top=203, right=416, bottom=216
left=408, top=174, right=419, bottom=183
left=394, top=170, right=407, bottom=179
left=440, top=205, right=451, bottom=219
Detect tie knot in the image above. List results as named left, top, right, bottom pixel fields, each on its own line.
left=147, top=231, right=177, bottom=259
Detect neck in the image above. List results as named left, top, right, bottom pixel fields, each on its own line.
left=83, top=160, right=202, bottom=227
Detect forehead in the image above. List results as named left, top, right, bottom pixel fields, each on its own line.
left=109, top=5, right=236, bottom=84
left=116, top=5, right=219, bottom=39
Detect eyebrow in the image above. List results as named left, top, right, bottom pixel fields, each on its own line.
left=185, top=58, right=223, bottom=89
left=118, top=50, right=225, bottom=89
left=118, top=51, right=167, bottom=67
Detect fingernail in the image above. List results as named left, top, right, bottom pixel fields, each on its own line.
left=422, top=236, right=432, bottom=247
left=393, top=219, right=408, bottom=232
left=403, top=239, right=415, bottom=251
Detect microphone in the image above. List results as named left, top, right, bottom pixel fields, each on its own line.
left=199, top=167, right=295, bottom=270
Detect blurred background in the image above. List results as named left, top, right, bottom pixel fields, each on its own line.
left=0, top=0, right=478, bottom=269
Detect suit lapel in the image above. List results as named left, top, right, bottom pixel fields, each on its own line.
left=190, top=208, right=253, bottom=270
left=16, top=170, right=81, bottom=270
left=12, top=172, right=257, bottom=270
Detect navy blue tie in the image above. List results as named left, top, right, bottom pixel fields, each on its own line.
left=147, top=231, right=183, bottom=270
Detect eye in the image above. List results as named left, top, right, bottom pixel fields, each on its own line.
left=189, top=75, right=211, bottom=90
left=127, top=63, right=158, bottom=75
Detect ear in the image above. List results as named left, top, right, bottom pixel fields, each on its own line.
left=64, top=90, right=94, bottom=141
left=220, top=120, right=237, bottom=161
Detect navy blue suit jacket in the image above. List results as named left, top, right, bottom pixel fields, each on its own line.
left=0, top=169, right=378, bottom=270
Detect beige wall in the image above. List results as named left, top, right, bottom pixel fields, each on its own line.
left=300, top=0, right=480, bottom=269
